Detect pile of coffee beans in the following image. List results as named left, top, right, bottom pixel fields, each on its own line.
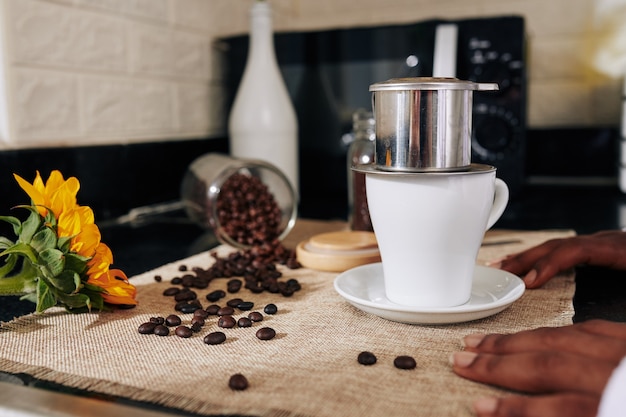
left=357, top=351, right=417, bottom=370
left=216, top=173, right=285, bottom=247
left=140, top=240, right=302, bottom=391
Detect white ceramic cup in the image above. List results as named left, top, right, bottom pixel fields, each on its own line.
left=363, top=164, right=509, bottom=308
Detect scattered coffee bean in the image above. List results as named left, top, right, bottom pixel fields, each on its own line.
left=154, top=275, right=162, bottom=282
left=394, top=355, right=417, bottom=370
left=179, top=303, right=202, bottom=314
left=206, top=290, right=226, bottom=302
left=264, top=304, right=278, bottom=315
left=205, top=304, right=221, bottom=315
left=217, top=306, right=235, bottom=316
left=154, top=324, right=170, bottom=336
left=228, top=373, right=249, bottom=391
left=237, top=317, right=252, bottom=328
left=204, top=331, right=227, bottom=345
left=193, top=309, right=209, bottom=319
left=248, top=312, right=263, bottom=322
left=357, top=351, right=377, bottom=366
left=227, top=279, right=242, bottom=293
left=178, top=265, right=188, bottom=271
left=171, top=277, right=182, bottom=285
left=226, top=298, right=244, bottom=308
left=237, top=301, right=254, bottom=311
left=165, top=314, right=181, bottom=327
left=191, top=316, right=205, bottom=327
left=138, top=322, right=157, bottom=334
left=255, top=327, right=276, bottom=340
left=162, top=287, right=180, bottom=296
left=149, top=316, right=165, bottom=324
left=218, top=315, right=237, bottom=328
left=190, top=322, right=203, bottom=333
left=174, top=290, right=196, bottom=302
left=175, top=326, right=193, bottom=338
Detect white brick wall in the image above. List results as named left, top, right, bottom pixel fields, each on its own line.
left=0, top=0, right=621, bottom=149
left=0, top=0, right=222, bottom=148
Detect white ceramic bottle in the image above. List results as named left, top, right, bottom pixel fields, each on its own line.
left=228, top=0, right=299, bottom=196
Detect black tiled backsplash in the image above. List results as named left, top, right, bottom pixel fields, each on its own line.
left=0, top=138, right=228, bottom=221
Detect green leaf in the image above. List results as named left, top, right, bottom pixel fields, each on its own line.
left=0, top=216, right=21, bottom=236
left=0, top=242, right=38, bottom=264
left=48, top=270, right=80, bottom=294
left=31, top=227, right=57, bottom=254
left=36, top=279, right=57, bottom=313
left=57, top=236, right=71, bottom=253
left=19, top=209, right=42, bottom=244
left=56, top=291, right=92, bottom=311
left=0, top=254, right=18, bottom=278
left=63, top=252, right=89, bottom=275
left=0, top=236, right=15, bottom=250
left=38, top=248, right=65, bottom=277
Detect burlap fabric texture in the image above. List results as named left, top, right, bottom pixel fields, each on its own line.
left=0, top=225, right=576, bottom=417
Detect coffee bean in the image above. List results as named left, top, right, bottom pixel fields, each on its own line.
left=180, top=303, right=202, bottom=314
left=237, top=301, right=254, bottom=311
left=178, top=265, right=188, bottom=271
left=175, top=326, right=193, bottom=338
left=149, top=316, right=165, bottom=325
left=174, top=290, right=196, bottom=302
left=165, top=314, right=181, bottom=327
left=163, top=287, right=180, bottom=296
left=226, top=298, right=244, bottom=308
left=237, top=317, right=252, bottom=328
left=263, top=303, right=278, bottom=315
left=193, top=309, right=209, bottom=319
left=218, top=315, right=236, bottom=328
left=190, top=322, right=203, bottom=333
left=171, top=277, right=182, bottom=285
left=204, top=331, right=227, bottom=345
left=228, top=373, right=248, bottom=391
left=217, top=306, right=235, bottom=316
left=255, top=327, right=276, bottom=340
left=248, top=312, right=263, bottom=322
left=191, top=316, right=205, bottom=326
left=154, top=275, right=162, bottom=282
left=154, top=325, right=169, bottom=336
left=394, top=355, right=417, bottom=370
left=206, top=290, right=226, bottom=302
left=227, top=279, right=242, bottom=293
left=138, top=322, right=157, bottom=334
left=357, top=351, right=377, bottom=366
left=205, top=304, right=221, bottom=315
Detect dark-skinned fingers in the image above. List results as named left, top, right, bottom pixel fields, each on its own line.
left=472, top=393, right=600, bottom=417
left=577, top=319, right=626, bottom=341
left=450, top=350, right=613, bottom=396
left=494, top=239, right=565, bottom=277
left=462, top=325, right=626, bottom=363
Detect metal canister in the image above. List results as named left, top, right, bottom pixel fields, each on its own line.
left=369, top=77, right=498, bottom=172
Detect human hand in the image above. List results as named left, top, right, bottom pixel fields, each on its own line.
left=450, top=319, right=626, bottom=417
left=488, top=230, right=626, bottom=288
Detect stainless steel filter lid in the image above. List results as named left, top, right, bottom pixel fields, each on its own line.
left=369, top=77, right=499, bottom=92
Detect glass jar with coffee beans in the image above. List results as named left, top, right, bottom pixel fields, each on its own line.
left=181, top=153, right=298, bottom=249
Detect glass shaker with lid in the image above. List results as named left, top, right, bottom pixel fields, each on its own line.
left=347, top=109, right=375, bottom=231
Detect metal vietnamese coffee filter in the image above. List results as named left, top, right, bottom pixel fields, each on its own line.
left=369, top=77, right=498, bottom=172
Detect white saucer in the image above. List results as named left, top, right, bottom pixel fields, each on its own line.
left=333, top=263, right=525, bottom=325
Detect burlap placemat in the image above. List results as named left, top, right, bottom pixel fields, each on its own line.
left=0, top=222, right=575, bottom=417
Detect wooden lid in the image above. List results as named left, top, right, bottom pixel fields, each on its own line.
left=296, top=231, right=381, bottom=272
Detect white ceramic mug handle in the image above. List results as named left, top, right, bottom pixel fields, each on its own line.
left=486, top=178, right=509, bottom=230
